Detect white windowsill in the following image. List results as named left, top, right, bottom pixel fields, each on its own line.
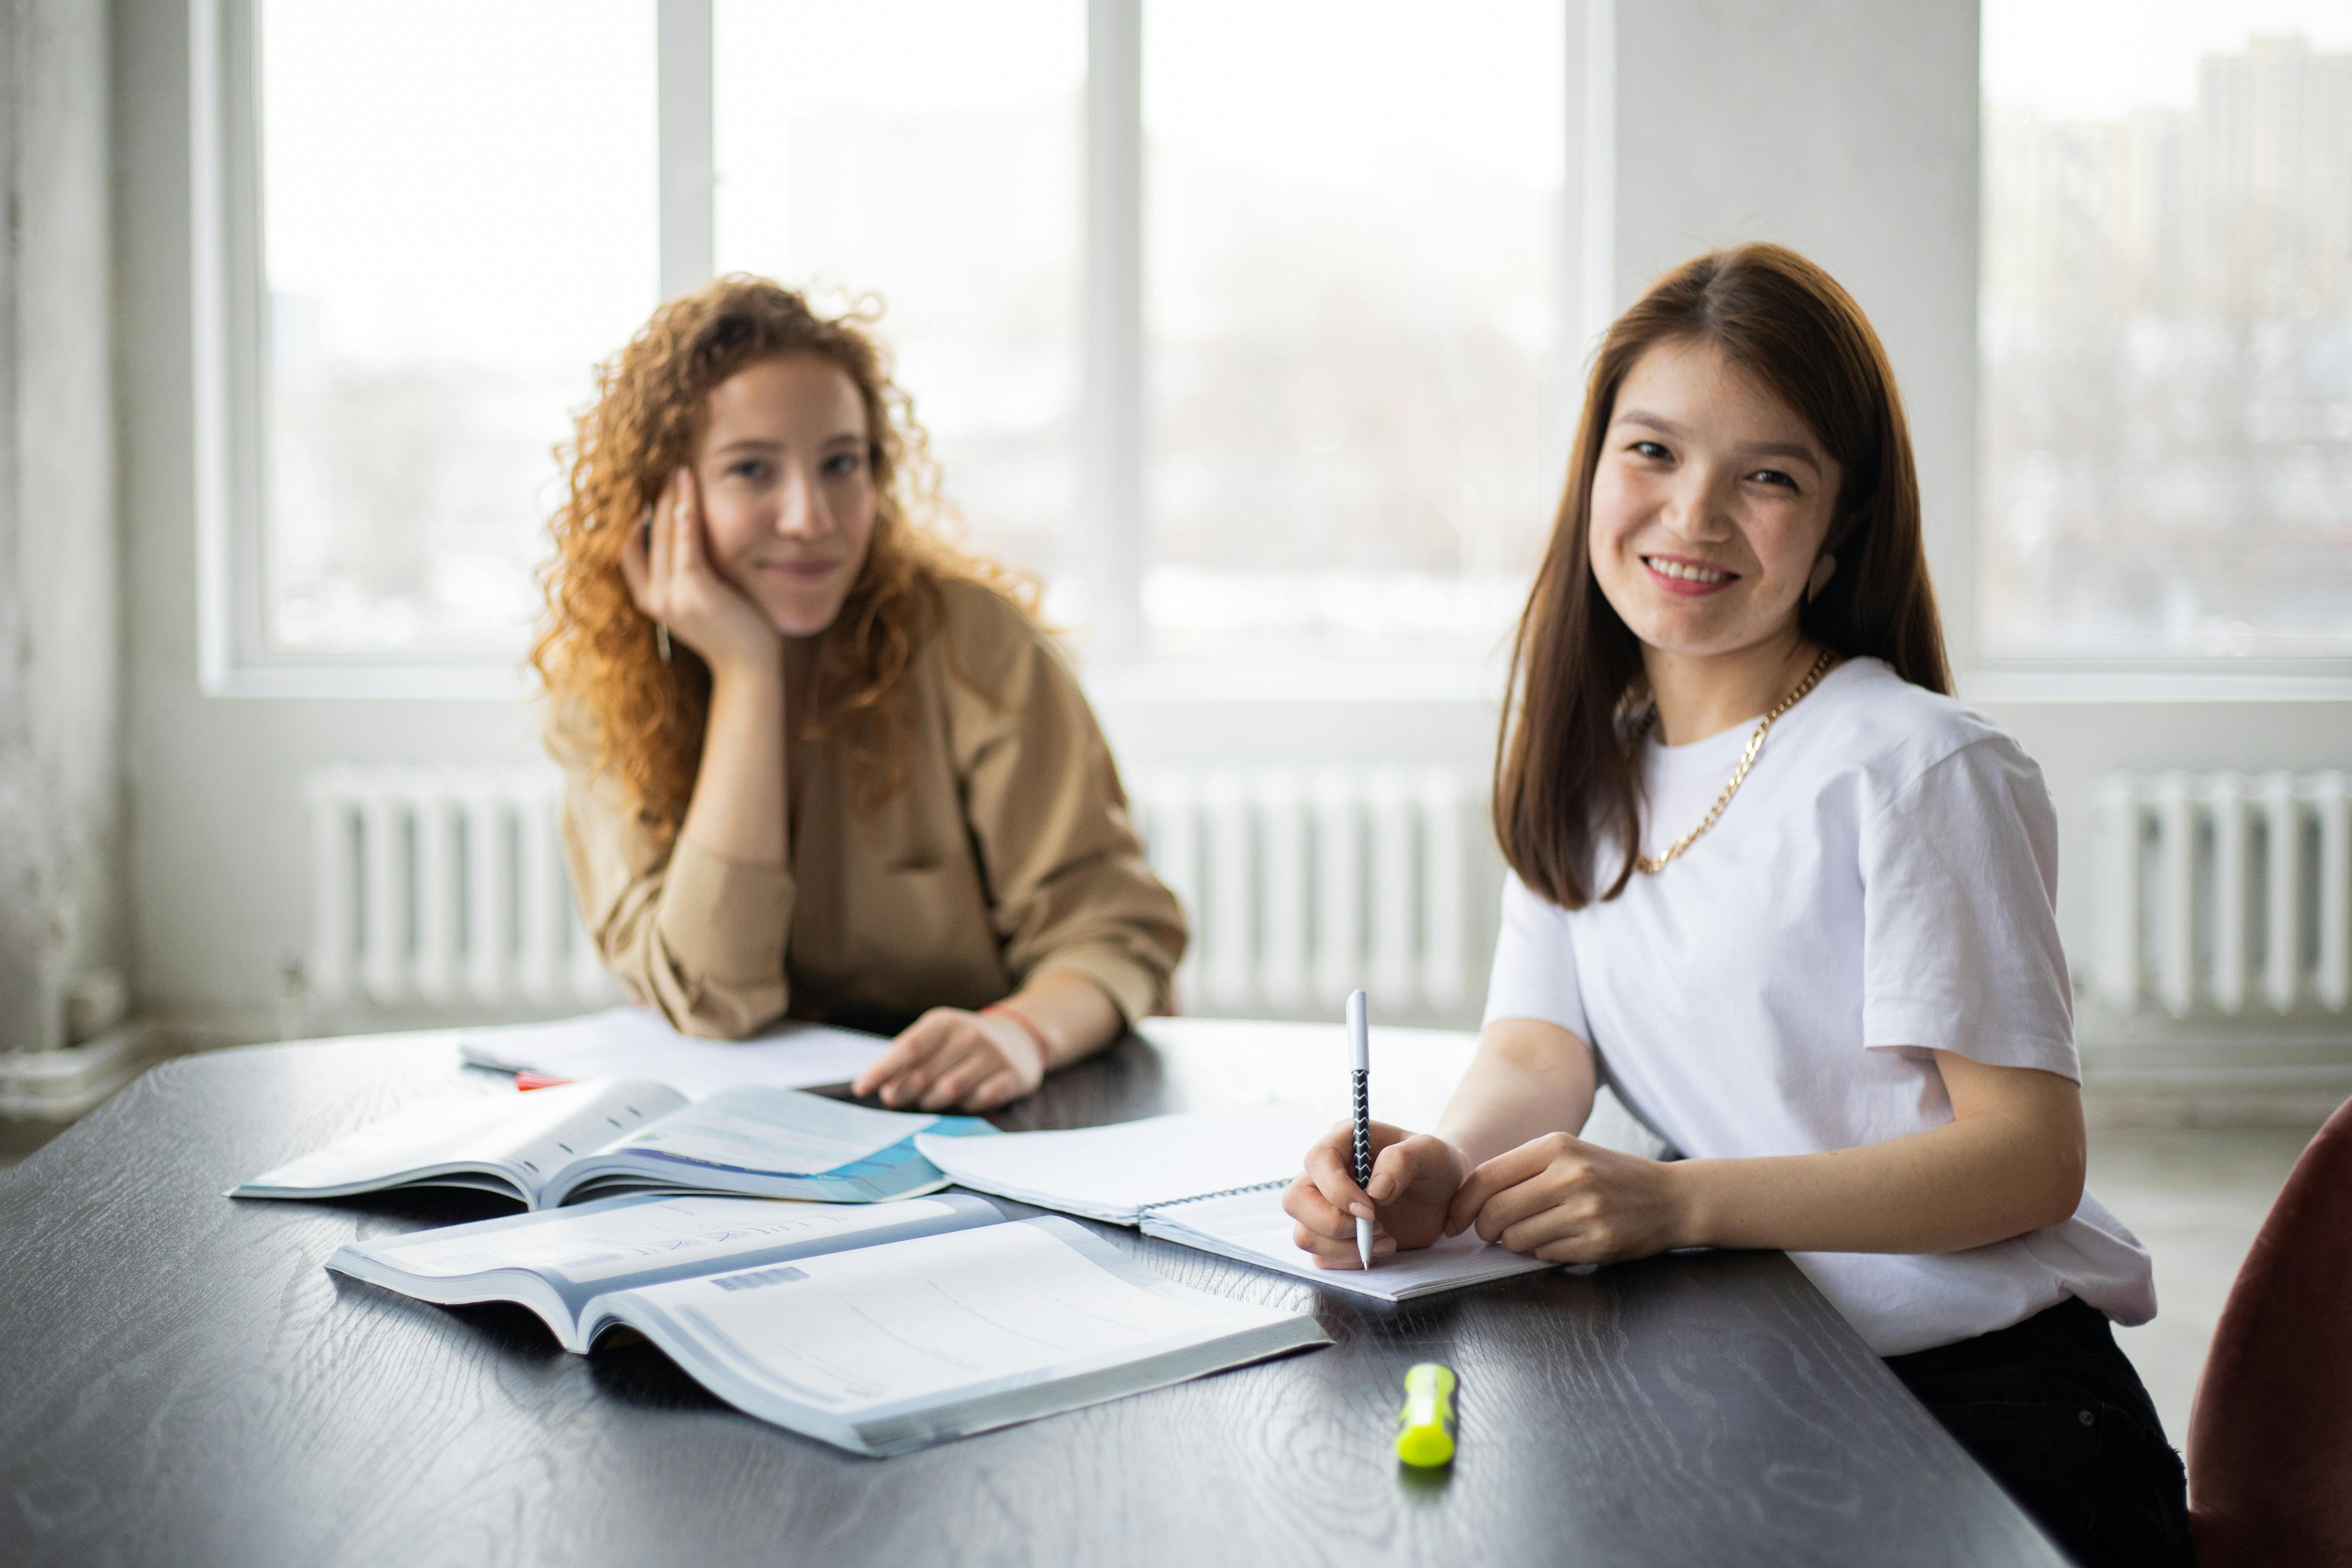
left=199, top=662, right=543, bottom=701
left=1959, top=668, right=2352, bottom=704
left=197, top=658, right=2352, bottom=707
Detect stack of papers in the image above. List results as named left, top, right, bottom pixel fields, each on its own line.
left=458, top=1008, right=890, bottom=1099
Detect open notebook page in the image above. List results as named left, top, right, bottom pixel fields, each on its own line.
left=236, top=1080, right=685, bottom=1201
left=1141, top=1185, right=1561, bottom=1303
left=459, top=1008, right=888, bottom=1098
left=910, top=1104, right=1333, bottom=1224
left=616, top=1216, right=1325, bottom=1452
left=614, top=1090, right=935, bottom=1173
left=361, top=1194, right=984, bottom=1287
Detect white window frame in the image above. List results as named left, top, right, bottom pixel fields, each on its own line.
left=190, top=0, right=701, bottom=699
left=198, top=0, right=1852, bottom=703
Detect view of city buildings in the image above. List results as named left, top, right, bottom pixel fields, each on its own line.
left=1983, top=32, right=2352, bottom=657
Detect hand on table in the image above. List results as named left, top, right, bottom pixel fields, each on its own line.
left=854, top=1008, right=1046, bottom=1113
left=1442, top=1133, right=1690, bottom=1265
left=618, top=467, right=780, bottom=680
left=1284, top=1120, right=1471, bottom=1268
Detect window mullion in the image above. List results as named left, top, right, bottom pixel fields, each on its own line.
left=1084, top=0, right=1144, bottom=664
left=657, top=0, right=716, bottom=302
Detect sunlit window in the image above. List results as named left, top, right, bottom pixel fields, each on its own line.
left=1143, top=0, right=1566, bottom=661
left=714, top=0, right=1084, bottom=590
left=260, top=1, right=658, bottom=656
left=1981, top=1, right=2352, bottom=658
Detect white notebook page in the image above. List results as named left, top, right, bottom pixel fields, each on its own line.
left=459, top=1008, right=889, bottom=1099
left=1146, top=1186, right=1558, bottom=1302
left=368, top=1195, right=960, bottom=1286
left=244, top=1080, right=683, bottom=1193
left=654, top=1220, right=1285, bottom=1411
left=912, top=1105, right=1332, bottom=1220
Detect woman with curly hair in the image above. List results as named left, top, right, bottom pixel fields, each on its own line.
left=535, top=276, right=1186, bottom=1112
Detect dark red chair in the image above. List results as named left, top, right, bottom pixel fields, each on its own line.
left=2186, top=1094, right=2352, bottom=1566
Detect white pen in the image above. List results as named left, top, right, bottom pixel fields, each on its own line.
left=1348, top=989, right=1374, bottom=1270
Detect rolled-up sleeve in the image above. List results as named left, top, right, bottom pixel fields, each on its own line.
left=560, top=778, right=794, bottom=1039
left=947, top=608, right=1188, bottom=1024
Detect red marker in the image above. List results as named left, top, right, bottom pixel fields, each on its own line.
left=514, top=1071, right=573, bottom=1091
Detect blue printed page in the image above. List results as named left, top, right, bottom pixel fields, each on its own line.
left=542, top=1087, right=996, bottom=1204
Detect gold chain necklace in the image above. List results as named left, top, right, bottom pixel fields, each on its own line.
left=1633, top=647, right=1838, bottom=875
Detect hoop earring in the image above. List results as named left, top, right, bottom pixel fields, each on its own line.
left=1806, top=556, right=1838, bottom=604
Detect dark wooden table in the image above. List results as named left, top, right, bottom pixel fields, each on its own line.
left=0, top=1026, right=2062, bottom=1567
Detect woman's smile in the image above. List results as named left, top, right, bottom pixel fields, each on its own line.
left=1640, top=553, right=1741, bottom=596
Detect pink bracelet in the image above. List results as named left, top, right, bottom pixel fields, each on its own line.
left=980, top=1003, right=1052, bottom=1069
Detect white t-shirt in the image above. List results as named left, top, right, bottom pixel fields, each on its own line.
left=1482, top=656, right=2155, bottom=1357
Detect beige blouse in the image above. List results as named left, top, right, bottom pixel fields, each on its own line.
left=560, top=579, right=1188, bottom=1039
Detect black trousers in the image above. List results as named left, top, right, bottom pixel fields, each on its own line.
left=1885, top=1296, right=2194, bottom=1568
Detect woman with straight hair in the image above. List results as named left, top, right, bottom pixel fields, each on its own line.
left=536, top=276, right=1185, bottom=1112
left=1284, top=245, right=2189, bottom=1565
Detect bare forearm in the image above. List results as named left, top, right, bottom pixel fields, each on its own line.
left=1000, top=971, right=1123, bottom=1071
left=1672, top=1104, right=2085, bottom=1255
left=678, top=665, right=787, bottom=865
left=1433, top=1019, right=1600, bottom=1167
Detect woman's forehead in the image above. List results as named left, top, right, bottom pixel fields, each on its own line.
left=1613, top=338, right=1822, bottom=453
left=704, top=353, right=869, bottom=435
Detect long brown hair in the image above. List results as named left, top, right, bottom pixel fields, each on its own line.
left=533, top=276, right=1036, bottom=837
left=1494, top=243, right=1952, bottom=909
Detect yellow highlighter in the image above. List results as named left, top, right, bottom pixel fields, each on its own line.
left=1395, top=1362, right=1457, bottom=1467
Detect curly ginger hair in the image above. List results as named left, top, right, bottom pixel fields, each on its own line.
left=533, top=276, right=1038, bottom=839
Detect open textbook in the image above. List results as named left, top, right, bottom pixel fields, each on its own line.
left=235, top=1079, right=992, bottom=1208
left=915, top=1108, right=1559, bottom=1303
left=331, top=1194, right=1328, bottom=1456
left=459, top=1007, right=889, bottom=1099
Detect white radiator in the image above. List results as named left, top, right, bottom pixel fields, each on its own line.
left=2094, top=770, right=2351, bottom=1018
left=306, top=765, right=619, bottom=1009
left=308, top=763, right=1494, bottom=1023
left=1129, top=768, right=1485, bottom=1019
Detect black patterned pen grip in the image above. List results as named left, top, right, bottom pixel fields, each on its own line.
left=1351, top=1069, right=1371, bottom=1188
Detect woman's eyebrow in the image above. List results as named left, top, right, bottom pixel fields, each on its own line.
left=1736, top=440, right=1823, bottom=475
left=1616, top=410, right=1823, bottom=475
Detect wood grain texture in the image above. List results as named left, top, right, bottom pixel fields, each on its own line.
left=0, top=1029, right=2064, bottom=1567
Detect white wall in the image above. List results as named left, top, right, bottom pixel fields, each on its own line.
left=0, top=0, right=122, bottom=1052
left=112, top=0, right=2352, bottom=1066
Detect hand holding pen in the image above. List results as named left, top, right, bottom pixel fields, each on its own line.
left=1281, top=989, right=1471, bottom=1268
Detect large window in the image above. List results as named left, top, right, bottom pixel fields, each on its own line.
left=222, top=2, right=1570, bottom=675
left=1981, top=1, right=2352, bottom=659
left=1142, top=0, right=1565, bottom=661
left=258, top=0, right=657, bottom=657
left=713, top=0, right=1084, bottom=590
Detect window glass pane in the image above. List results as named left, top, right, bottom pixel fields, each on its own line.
left=714, top=0, right=1083, bottom=590
left=1144, top=0, right=1565, bottom=661
left=262, top=1, right=657, bottom=656
left=1981, top=2, right=2352, bottom=658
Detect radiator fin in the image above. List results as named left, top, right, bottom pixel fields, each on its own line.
left=309, top=763, right=1494, bottom=1022
left=2095, top=769, right=2352, bottom=1018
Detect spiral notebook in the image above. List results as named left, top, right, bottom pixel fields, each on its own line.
left=913, top=1106, right=1559, bottom=1303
